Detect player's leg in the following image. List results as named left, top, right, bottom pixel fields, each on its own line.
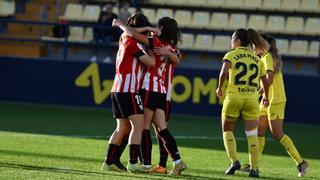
left=221, top=98, right=241, bottom=175
left=153, top=109, right=186, bottom=176
left=103, top=118, right=131, bottom=171
left=140, top=107, right=153, bottom=169
left=114, top=134, right=129, bottom=170
left=268, top=103, right=307, bottom=177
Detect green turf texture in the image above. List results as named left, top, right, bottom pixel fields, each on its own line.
left=0, top=102, right=319, bottom=179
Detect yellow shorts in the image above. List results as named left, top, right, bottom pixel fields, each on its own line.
left=260, top=102, right=286, bottom=120
left=222, top=98, right=259, bottom=120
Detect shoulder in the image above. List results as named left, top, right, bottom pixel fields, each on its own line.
left=223, top=50, right=236, bottom=60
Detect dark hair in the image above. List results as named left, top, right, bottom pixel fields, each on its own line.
left=157, top=17, right=181, bottom=46
left=126, top=13, right=151, bottom=28
left=260, top=33, right=283, bottom=73
left=234, top=28, right=269, bottom=52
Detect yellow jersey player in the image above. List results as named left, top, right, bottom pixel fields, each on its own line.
left=216, top=28, right=270, bottom=178
left=242, top=33, right=308, bottom=177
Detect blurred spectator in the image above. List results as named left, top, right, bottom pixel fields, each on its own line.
left=93, top=3, right=119, bottom=44
left=118, top=2, right=131, bottom=23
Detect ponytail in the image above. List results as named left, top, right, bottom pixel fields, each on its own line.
left=247, top=28, right=270, bottom=53
left=260, top=33, right=283, bottom=73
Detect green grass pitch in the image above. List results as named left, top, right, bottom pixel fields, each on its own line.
left=0, top=102, right=319, bottom=179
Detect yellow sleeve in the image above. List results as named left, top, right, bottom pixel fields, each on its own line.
left=222, top=52, right=234, bottom=65
left=264, top=53, right=274, bottom=72
left=259, top=60, right=266, bottom=78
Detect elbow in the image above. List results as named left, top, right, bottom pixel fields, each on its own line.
left=149, top=59, right=156, bottom=67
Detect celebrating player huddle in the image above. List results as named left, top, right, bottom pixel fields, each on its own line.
left=101, top=13, right=308, bottom=178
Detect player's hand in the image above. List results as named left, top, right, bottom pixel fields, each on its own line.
left=216, top=88, right=223, bottom=97
left=112, top=19, right=124, bottom=27
left=148, top=27, right=161, bottom=36
left=258, top=88, right=264, bottom=95
left=154, top=45, right=171, bottom=56
left=262, top=97, right=269, bottom=107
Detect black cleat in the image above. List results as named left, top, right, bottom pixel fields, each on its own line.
left=225, top=160, right=241, bottom=175
left=240, top=163, right=251, bottom=172
left=249, top=168, right=260, bottom=178
left=298, top=160, right=308, bottom=177
left=114, top=160, right=127, bottom=171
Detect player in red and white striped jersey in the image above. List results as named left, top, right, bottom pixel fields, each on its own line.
left=113, top=17, right=187, bottom=176
left=103, top=14, right=155, bottom=173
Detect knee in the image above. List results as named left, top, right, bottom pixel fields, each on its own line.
left=271, top=131, right=283, bottom=140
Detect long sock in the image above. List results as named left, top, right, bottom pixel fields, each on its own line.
left=115, top=135, right=128, bottom=162
left=247, top=135, right=259, bottom=170
left=223, top=131, right=238, bottom=163
left=279, top=135, right=303, bottom=166
left=157, top=134, right=168, bottom=168
left=258, top=136, right=265, bottom=162
left=105, top=144, right=120, bottom=165
left=129, top=144, right=140, bottom=164
left=141, top=129, right=152, bottom=166
left=158, top=129, right=181, bottom=161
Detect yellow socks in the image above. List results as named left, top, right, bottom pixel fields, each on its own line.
left=258, top=136, right=265, bottom=161
left=279, top=135, right=303, bottom=166
left=223, top=131, right=238, bottom=163
left=247, top=135, right=259, bottom=170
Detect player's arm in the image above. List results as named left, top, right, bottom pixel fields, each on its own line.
left=137, top=49, right=155, bottom=67
left=265, top=70, right=274, bottom=86
left=260, top=76, right=270, bottom=107
left=133, top=26, right=161, bottom=35
left=112, top=19, right=149, bottom=45
left=154, top=45, right=181, bottom=64
left=216, top=60, right=231, bottom=97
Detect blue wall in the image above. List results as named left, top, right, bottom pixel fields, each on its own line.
left=0, top=57, right=319, bottom=124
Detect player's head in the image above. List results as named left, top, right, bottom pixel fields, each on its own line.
left=260, top=33, right=282, bottom=73
left=127, top=13, right=151, bottom=35
left=231, top=28, right=269, bottom=54
left=157, top=17, right=181, bottom=46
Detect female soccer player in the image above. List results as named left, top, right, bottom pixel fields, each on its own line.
left=216, top=28, right=270, bottom=178
left=102, top=13, right=155, bottom=173
left=113, top=17, right=186, bottom=176
left=255, top=33, right=307, bottom=177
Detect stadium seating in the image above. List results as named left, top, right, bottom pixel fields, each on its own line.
left=276, top=39, right=289, bottom=54
left=261, top=0, right=281, bottom=10
left=308, top=41, right=320, bottom=57
left=81, top=5, right=100, bottom=22
left=225, top=0, right=243, bottom=9
left=141, top=8, right=156, bottom=24
left=68, top=27, right=84, bottom=42
left=288, top=40, right=309, bottom=56
left=243, top=0, right=262, bottom=9
left=188, top=0, right=207, bottom=7
left=149, top=0, right=166, bottom=5
left=191, top=11, right=210, bottom=29
left=304, top=18, right=320, bottom=35
left=0, top=1, right=15, bottom=17
left=247, top=15, right=266, bottom=31
left=155, top=8, right=174, bottom=20
left=212, top=35, right=231, bottom=52
left=174, top=10, right=192, bottom=28
left=285, top=17, right=304, bottom=34
left=280, top=0, right=300, bottom=12
left=60, top=3, right=83, bottom=21
left=194, top=34, right=213, bottom=50
left=266, top=16, right=285, bottom=33
left=209, top=13, right=229, bottom=30
left=299, top=0, right=319, bottom=12
left=181, top=33, right=194, bottom=49
left=227, top=13, right=247, bottom=30
left=83, top=28, right=93, bottom=42
left=206, top=0, right=225, bottom=7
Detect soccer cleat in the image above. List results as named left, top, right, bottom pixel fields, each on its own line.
left=153, top=165, right=167, bottom=174
left=127, top=162, right=147, bottom=173
left=225, top=160, right=241, bottom=175
left=170, top=160, right=187, bottom=176
left=114, top=160, right=127, bottom=171
left=101, top=162, right=125, bottom=172
left=298, top=160, right=308, bottom=177
left=240, top=164, right=260, bottom=173
left=249, top=168, right=260, bottom=178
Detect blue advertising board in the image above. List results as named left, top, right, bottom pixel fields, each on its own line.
left=0, top=57, right=319, bottom=123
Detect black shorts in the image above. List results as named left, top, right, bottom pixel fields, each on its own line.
left=164, top=101, right=171, bottom=122
left=111, top=92, right=143, bottom=119
left=140, top=89, right=166, bottom=111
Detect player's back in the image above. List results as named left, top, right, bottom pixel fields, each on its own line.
left=223, top=47, right=265, bottom=100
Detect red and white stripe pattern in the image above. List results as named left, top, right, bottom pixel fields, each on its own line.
left=165, top=63, right=175, bottom=101
left=111, top=36, right=144, bottom=93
